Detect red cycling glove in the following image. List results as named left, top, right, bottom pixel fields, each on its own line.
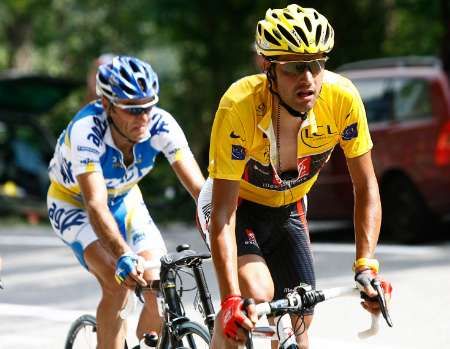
left=219, top=294, right=247, bottom=339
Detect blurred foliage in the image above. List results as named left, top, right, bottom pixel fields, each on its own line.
left=0, top=0, right=447, bottom=222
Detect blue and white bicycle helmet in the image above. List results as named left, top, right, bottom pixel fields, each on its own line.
left=96, top=56, right=159, bottom=102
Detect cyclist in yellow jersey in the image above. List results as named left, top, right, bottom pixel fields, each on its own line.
left=200, top=4, right=392, bottom=349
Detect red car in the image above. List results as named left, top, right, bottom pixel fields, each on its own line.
left=308, top=56, right=450, bottom=242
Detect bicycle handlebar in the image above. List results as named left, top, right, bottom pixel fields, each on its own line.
left=251, top=283, right=392, bottom=340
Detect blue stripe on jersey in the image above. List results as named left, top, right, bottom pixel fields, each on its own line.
left=134, top=140, right=159, bottom=174
left=100, top=145, right=127, bottom=181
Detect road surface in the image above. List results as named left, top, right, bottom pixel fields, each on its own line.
left=1, top=223, right=449, bottom=348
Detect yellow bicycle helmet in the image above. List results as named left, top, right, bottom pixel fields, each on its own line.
left=255, top=4, right=334, bottom=57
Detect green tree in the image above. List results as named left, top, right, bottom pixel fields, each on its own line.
left=0, top=0, right=447, bottom=222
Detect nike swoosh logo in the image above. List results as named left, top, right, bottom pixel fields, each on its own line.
left=230, top=131, right=240, bottom=139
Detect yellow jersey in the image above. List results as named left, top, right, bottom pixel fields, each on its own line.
left=208, top=71, right=372, bottom=207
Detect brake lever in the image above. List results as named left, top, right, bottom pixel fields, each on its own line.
left=135, top=285, right=145, bottom=303
left=371, top=279, right=393, bottom=327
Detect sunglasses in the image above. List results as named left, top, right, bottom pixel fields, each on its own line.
left=112, top=96, right=159, bottom=116
left=272, top=57, right=328, bottom=76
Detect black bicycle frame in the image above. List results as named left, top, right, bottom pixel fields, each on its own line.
left=158, top=268, right=186, bottom=348
left=191, top=261, right=215, bottom=335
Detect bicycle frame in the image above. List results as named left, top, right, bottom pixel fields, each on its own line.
left=140, top=247, right=215, bottom=348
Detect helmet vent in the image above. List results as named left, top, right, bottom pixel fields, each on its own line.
left=264, top=30, right=281, bottom=46
left=313, top=11, right=319, bottom=19
left=129, top=60, right=140, bottom=73
left=120, top=67, right=130, bottom=81
left=315, top=25, right=322, bottom=45
left=257, top=23, right=262, bottom=35
left=324, top=25, right=330, bottom=44
left=284, top=12, right=293, bottom=20
left=120, top=82, right=136, bottom=96
left=273, top=29, right=282, bottom=40
left=293, top=26, right=308, bottom=46
left=137, top=77, right=147, bottom=92
left=99, top=73, right=108, bottom=84
left=304, top=17, right=312, bottom=32
left=277, top=24, right=298, bottom=46
left=272, top=12, right=278, bottom=19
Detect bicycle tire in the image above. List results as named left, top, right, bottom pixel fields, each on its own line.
left=65, top=314, right=129, bottom=349
left=171, top=320, right=211, bottom=349
left=65, top=314, right=97, bottom=349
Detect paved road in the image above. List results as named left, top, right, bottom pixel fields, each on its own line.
left=1, top=223, right=449, bottom=348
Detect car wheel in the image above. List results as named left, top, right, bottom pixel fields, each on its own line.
left=381, top=176, right=432, bottom=243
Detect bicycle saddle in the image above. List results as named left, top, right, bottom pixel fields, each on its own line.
left=160, top=249, right=211, bottom=268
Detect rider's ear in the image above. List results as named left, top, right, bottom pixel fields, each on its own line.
left=101, top=96, right=110, bottom=110
left=262, top=59, right=271, bottom=73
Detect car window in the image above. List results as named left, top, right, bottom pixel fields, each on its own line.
left=0, top=122, right=50, bottom=198
left=352, top=78, right=393, bottom=123
left=392, top=78, right=432, bottom=121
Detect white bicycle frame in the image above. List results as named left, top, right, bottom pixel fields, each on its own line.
left=241, top=286, right=381, bottom=349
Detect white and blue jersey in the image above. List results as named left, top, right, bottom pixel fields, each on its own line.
left=47, top=100, right=193, bottom=268
left=48, top=100, right=192, bottom=204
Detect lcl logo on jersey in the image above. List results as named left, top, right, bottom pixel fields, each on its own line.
left=300, top=124, right=337, bottom=148
left=256, top=103, right=266, bottom=116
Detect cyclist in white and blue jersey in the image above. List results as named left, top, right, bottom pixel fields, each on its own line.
left=47, top=56, right=205, bottom=349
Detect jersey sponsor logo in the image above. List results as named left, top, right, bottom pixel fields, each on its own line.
left=77, top=146, right=100, bottom=155
left=297, top=156, right=311, bottom=180
left=87, top=116, right=107, bottom=147
left=243, top=150, right=332, bottom=191
left=342, top=122, right=358, bottom=140
left=112, top=156, right=122, bottom=168
left=48, top=202, right=85, bottom=235
left=80, top=158, right=100, bottom=165
left=256, top=103, right=266, bottom=116
left=132, top=231, right=146, bottom=245
left=60, top=158, right=75, bottom=184
left=231, top=144, right=246, bottom=160
left=150, top=113, right=169, bottom=137
left=229, top=131, right=241, bottom=139
left=201, top=202, right=212, bottom=227
left=168, top=147, right=181, bottom=156
left=244, top=228, right=259, bottom=247
left=300, top=124, right=338, bottom=148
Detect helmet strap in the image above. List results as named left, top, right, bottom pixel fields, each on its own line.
left=266, top=64, right=307, bottom=121
left=106, top=105, right=136, bottom=144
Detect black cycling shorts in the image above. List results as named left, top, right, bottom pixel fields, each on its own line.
left=235, top=198, right=315, bottom=309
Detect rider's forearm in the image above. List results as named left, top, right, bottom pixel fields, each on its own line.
left=171, top=157, right=205, bottom=203
left=353, top=178, right=381, bottom=259
left=85, top=201, right=130, bottom=258
left=210, top=214, right=241, bottom=300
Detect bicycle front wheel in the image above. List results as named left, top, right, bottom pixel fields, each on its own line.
left=172, top=320, right=211, bottom=349
left=65, top=314, right=97, bottom=349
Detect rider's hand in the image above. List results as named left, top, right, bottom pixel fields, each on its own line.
left=355, top=269, right=392, bottom=315
left=115, top=252, right=147, bottom=288
left=219, top=295, right=257, bottom=344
